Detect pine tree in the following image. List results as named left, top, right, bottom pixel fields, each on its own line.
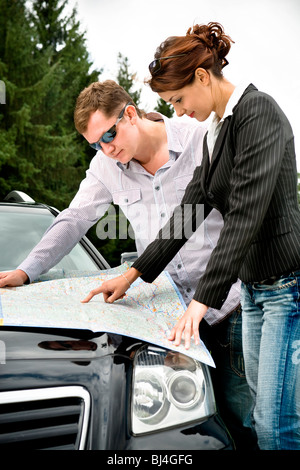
left=116, top=53, right=142, bottom=106
left=0, top=0, right=37, bottom=196
left=155, top=97, right=174, bottom=118
left=0, top=0, right=100, bottom=209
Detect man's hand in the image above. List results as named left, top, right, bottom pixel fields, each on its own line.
left=0, top=269, right=29, bottom=288
left=168, top=299, right=208, bottom=349
left=81, top=267, right=141, bottom=304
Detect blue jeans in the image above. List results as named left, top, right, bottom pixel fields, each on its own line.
left=241, top=270, right=300, bottom=450
left=200, top=307, right=257, bottom=450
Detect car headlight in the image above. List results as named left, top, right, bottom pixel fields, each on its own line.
left=131, top=345, right=216, bottom=435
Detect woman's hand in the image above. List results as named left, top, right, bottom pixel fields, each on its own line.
left=81, top=267, right=141, bottom=304
left=168, top=299, right=208, bottom=349
left=81, top=275, right=129, bottom=303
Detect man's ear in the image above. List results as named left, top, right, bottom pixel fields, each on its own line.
left=194, top=68, right=210, bottom=85
left=126, top=104, right=138, bottom=123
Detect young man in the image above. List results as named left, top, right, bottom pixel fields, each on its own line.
left=0, top=80, right=255, bottom=449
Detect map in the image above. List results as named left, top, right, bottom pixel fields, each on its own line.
left=0, top=263, right=214, bottom=367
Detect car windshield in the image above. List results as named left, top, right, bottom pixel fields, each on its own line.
left=0, top=208, right=100, bottom=275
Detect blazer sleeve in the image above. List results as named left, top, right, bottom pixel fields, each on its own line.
left=133, top=164, right=208, bottom=279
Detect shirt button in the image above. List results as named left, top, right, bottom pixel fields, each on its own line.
left=155, top=185, right=160, bottom=191
left=186, top=288, right=191, bottom=293
left=124, top=198, right=128, bottom=203
left=207, top=191, right=214, bottom=200
left=177, top=264, right=182, bottom=269
left=161, top=212, right=165, bottom=217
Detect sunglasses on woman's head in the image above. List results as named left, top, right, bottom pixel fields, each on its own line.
left=90, top=102, right=132, bottom=151
left=148, top=54, right=187, bottom=75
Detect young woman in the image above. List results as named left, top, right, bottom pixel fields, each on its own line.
left=81, top=23, right=300, bottom=450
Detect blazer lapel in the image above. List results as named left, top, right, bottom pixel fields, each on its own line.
left=207, top=116, right=231, bottom=180
left=202, top=132, right=210, bottom=186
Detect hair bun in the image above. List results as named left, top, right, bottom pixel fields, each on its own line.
left=187, top=22, right=234, bottom=63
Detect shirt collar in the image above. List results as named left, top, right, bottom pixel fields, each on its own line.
left=116, top=112, right=182, bottom=172
left=211, top=81, right=250, bottom=127
left=224, top=82, right=249, bottom=118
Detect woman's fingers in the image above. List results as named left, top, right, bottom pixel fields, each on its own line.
left=81, top=276, right=129, bottom=303
left=168, top=300, right=208, bottom=349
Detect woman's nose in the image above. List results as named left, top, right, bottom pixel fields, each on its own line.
left=176, top=109, right=185, bottom=117
left=174, top=104, right=185, bottom=117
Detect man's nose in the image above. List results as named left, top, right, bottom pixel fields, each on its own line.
left=101, top=141, right=116, bottom=155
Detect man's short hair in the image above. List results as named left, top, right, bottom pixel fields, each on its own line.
left=74, top=80, right=144, bottom=134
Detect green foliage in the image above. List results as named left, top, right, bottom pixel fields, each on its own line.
left=0, top=0, right=100, bottom=210
left=155, top=97, right=174, bottom=117
left=116, top=53, right=142, bottom=106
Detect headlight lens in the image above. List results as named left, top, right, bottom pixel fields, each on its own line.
left=168, top=370, right=201, bottom=408
left=131, top=345, right=216, bottom=435
left=134, top=372, right=169, bottom=424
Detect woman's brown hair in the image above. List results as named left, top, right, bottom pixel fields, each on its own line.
left=146, top=22, right=234, bottom=93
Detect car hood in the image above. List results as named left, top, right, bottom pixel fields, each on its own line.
left=0, top=327, right=140, bottom=363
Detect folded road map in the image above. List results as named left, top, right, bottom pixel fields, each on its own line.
left=0, top=263, right=214, bottom=367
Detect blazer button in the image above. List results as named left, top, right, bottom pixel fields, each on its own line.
left=207, top=191, right=214, bottom=200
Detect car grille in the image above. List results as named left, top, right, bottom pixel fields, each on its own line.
left=0, top=386, right=90, bottom=449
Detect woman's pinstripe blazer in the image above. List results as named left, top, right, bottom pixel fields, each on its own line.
left=133, top=84, right=300, bottom=309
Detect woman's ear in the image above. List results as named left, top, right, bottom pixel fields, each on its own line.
left=194, top=68, right=210, bottom=85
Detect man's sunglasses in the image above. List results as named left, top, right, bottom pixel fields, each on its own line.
left=90, top=102, right=132, bottom=151
left=148, top=54, right=187, bottom=75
